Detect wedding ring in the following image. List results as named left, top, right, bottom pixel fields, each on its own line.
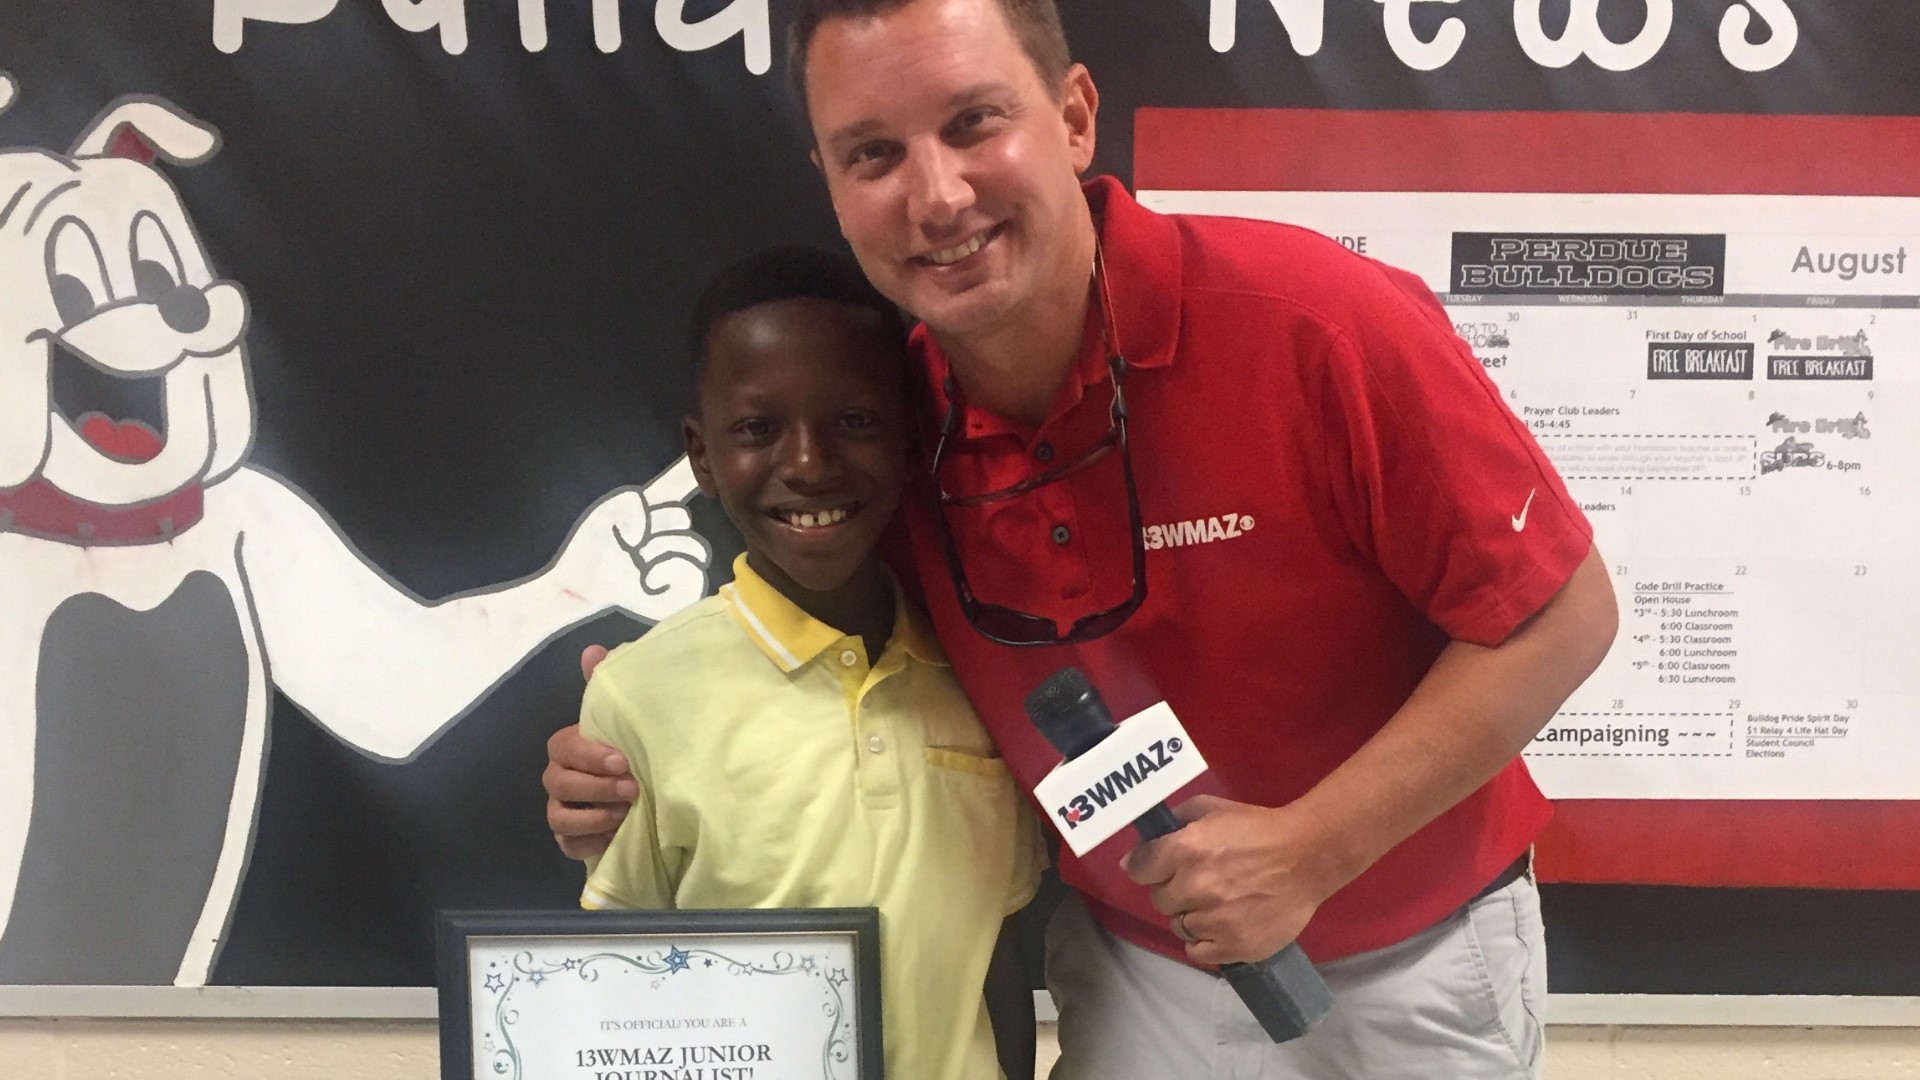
left=1173, top=912, right=1197, bottom=943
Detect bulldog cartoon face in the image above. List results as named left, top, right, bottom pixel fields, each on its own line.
left=0, top=71, right=715, bottom=988
left=0, top=94, right=253, bottom=509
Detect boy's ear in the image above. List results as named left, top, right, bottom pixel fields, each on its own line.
left=683, top=416, right=718, bottom=499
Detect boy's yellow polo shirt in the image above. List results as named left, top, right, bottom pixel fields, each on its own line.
left=580, top=554, right=1043, bottom=1080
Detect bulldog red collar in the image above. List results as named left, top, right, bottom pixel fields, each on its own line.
left=0, top=480, right=204, bottom=546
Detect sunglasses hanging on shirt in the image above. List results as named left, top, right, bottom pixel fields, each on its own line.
left=927, top=243, right=1148, bottom=646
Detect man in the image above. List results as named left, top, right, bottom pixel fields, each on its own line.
left=547, top=1, right=1619, bottom=1076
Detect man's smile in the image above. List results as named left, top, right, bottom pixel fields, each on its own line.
left=916, top=223, right=1004, bottom=268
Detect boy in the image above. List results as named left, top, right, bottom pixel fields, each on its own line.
left=578, top=246, right=1043, bottom=1080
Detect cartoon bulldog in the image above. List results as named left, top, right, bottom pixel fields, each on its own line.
left=0, top=78, right=711, bottom=985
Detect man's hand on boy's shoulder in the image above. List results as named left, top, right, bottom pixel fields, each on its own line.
left=580, top=644, right=609, bottom=683
left=545, top=645, right=641, bottom=861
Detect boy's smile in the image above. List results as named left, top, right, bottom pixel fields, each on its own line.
left=687, top=295, right=910, bottom=604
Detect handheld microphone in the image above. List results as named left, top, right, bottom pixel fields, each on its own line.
left=1024, top=667, right=1334, bottom=1043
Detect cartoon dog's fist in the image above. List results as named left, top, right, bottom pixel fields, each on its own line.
left=560, top=456, right=712, bottom=625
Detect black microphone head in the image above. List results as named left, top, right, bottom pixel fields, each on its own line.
left=1024, top=666, right=1116, bottom=760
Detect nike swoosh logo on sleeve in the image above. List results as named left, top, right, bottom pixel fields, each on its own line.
left=1511, top=488, right=1538, bottom=532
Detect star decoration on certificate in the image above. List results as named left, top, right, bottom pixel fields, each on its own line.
left=663, top=945, right=692, bottom=974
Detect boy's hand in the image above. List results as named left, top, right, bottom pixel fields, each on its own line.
left=545, top=646, right=639, bottom=861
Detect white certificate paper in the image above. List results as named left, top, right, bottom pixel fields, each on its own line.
left=463, top=929, right=865, bottom=1080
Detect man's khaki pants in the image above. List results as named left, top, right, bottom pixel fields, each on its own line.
left=1045, top=873, right=1546, bottom=1080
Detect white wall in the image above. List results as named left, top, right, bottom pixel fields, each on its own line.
left=6, top=1020, right=1920, bottom=1079
left=0, top=1019, right=435, bottom=1079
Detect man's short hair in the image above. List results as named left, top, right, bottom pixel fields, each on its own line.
left=688, top=245, right=909, bottom=382
left=787, top=0, right=1072, bottom=129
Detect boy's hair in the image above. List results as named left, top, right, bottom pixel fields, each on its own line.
left=787, top=0, right=1072, bottom=129
left=688, top=245, right=909, bottom=384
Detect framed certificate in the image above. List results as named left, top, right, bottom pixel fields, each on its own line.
left=436, top=908, right=883, bottom=1080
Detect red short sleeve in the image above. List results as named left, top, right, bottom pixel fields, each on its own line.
left=1315, top=266, right=1593, bottom=645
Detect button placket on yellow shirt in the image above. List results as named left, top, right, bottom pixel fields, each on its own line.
left=839, top=638, right=909, bottom=807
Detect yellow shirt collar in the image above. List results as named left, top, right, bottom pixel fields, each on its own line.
left=722, top=553, right=947, bottom=672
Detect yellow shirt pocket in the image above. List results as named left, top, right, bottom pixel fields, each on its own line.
left=919, top=746, right=1041, bottom=914
left=923, top=745, right=1014, bottom=779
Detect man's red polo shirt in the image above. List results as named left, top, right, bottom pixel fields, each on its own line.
left=897, top=177, right=1592, bottom=964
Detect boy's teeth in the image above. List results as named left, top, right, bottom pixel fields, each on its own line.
left=928, top=233, right=986, bottom=266
left=785, top=507, right=851, bottom=528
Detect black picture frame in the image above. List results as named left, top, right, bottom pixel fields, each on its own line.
left=436, top=908, right=884, bottom=1080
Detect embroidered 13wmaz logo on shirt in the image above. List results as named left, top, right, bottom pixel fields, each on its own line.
left=1141, top=513, right=1256, bottom=551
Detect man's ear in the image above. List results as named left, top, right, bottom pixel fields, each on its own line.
left=811, top=147, right=852, bottom=235
left=1060, top=63, right=1099, bottom=174
left=683, top=415, right=718, bottom=499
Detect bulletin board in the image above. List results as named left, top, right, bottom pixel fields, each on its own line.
left=1, top=0, right=1915, bottom=1010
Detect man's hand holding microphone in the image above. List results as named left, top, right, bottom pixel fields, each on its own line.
left=1123, top=794, right=1350, bottom=971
